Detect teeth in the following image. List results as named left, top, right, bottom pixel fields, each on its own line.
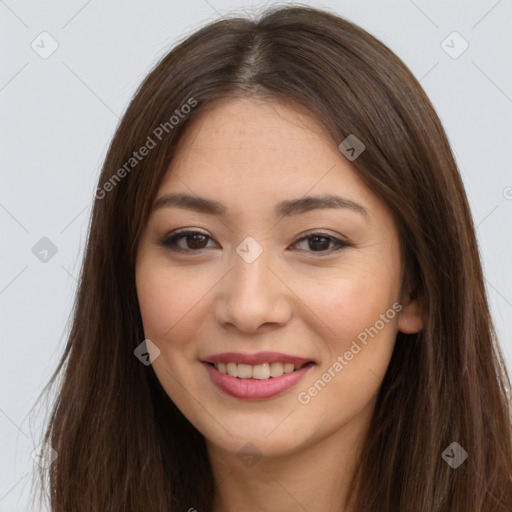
left=226, top=362, right=238, bottom=378
left=237, top=364, right=252, bottom=379
left=214, top=361, right=307, bottom=380
left=252, top=363, right=270, bottom=380
left=283, top=363, right=295, bottom=374
left=269, top=362, right=284, bottom=378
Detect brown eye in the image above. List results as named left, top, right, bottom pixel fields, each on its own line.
left=159, top=230, right=218, bottom=253
left=308, top=235, right=331, bottom=251
left=185, top=233, right=209, bottom=249
left=293, top=233, right=350, bottom=254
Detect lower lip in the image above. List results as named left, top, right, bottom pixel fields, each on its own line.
left=202, top=362, right=315, bottom=400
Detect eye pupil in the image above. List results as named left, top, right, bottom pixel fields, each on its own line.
left=187, top=234, right=208, bottom=249
left=309, top=235, right=330, bottom=251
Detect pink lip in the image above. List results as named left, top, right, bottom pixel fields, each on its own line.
left=203, top=351, right=313, bottom=366
left=202, top=361, right=315, bottom=400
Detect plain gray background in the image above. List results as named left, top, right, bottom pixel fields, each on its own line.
left=1, top=0, right=511, bottom=510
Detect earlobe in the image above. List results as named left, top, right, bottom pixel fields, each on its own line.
left=397, top=288, right=425, bottom=334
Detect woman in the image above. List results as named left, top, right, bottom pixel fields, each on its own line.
left=34, top=5, right=512, bottom=511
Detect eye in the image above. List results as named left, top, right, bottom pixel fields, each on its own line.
left=292, top=232, right=350, bottom=254
left=159, top=230, right=218, bottom=253
left=159, top=229, right=350, bottom=256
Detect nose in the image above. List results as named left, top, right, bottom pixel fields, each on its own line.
left=213, top=249, right=293, bottom=334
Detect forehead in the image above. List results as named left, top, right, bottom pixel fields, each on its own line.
left=181, top=96, right=326, bottom=143
left=164, top=98, right=356, bottom=185
left=154, top=97, right=377, bottom=220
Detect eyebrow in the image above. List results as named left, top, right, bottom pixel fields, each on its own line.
left=151, top=192, right=369, bottom=221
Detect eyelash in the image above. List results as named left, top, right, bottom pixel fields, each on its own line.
left=158, top=229, right=351, bottom=256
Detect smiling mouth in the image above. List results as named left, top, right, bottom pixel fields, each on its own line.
left=208, top=361, right=314, bottom=380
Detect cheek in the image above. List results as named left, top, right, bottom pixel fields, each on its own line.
left=295, top=266, right=398, bottom=345
left=135, top=263, right=204, bottom=396
left=136, top=270, right=175, bottom=341
left=294, top=274, right=399, bottom=426
left=291, top=259, right=401, bottom=410
left=136, top=259, right=212, bottom=344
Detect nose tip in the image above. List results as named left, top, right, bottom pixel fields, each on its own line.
left=214, top=257, right=293, bottom=334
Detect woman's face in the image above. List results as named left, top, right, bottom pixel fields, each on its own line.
left=135, top=97, right=423, bottom=460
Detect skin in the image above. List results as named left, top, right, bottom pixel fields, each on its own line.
left=135, top=97, right=424, bottom=512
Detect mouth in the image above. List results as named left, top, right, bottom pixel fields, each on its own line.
left=201, top=352, right=316, bottom=400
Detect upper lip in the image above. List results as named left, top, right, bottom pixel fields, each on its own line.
left=202, top=352, right=314, bottom=366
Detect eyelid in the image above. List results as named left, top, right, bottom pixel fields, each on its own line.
left=294, top=228, right=347, bottom=241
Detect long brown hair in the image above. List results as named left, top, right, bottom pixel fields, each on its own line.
left=32, top=5, right=512, bottom=511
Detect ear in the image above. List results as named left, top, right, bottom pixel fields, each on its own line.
left=397, top=286, right=425, bottom=334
